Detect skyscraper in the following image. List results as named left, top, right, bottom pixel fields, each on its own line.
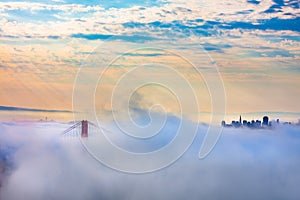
left=262, top=116, right=269, bottom=126
left=221, top=120, right=226, bottom=127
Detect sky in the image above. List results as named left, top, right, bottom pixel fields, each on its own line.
left=0, top=0, right=299, bottom=123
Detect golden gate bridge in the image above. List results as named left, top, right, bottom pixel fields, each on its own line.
left=61, top=120, right=103, bottom=138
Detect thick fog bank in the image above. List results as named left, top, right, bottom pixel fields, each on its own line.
left=0, top=120, right=300, bottom=200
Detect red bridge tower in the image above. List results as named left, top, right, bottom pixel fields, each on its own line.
left=81, top=120, right=88, bottom=138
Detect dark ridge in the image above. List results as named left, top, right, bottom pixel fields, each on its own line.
left=0, top=106, right=72, bottom=113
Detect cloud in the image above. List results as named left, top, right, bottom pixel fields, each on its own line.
left=0, top=0, right=299, bottom=40
left=0, top=2, right=104, bottom=13
left=1, top=115, right=300, bottom=199
left=52, top=0, right=65, bottom=3
left=71, top=33, right=155, bottom=42
left=124, top=52, right=167, bottom=57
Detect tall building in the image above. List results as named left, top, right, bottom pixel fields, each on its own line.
left=239, top=115, right=242, bottom=124
left=262, top=116, right=269, bottom=126
left=221, top=120, right=226, bottom=127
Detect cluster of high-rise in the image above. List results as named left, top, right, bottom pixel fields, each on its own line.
left=221, top=115, right=284, bottom=129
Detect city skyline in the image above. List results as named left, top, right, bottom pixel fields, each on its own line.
left=221, top=114, right=299, bottom=129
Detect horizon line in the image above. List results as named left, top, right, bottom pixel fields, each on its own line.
left=0, top=105, right=299, bottom=118
left=0, top=105, right=72, bottom=113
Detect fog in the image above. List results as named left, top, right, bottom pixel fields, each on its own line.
left=1, top=117, right=300, bottom=200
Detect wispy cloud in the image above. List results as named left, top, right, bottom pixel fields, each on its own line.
left=71, top=33, right=155, bottom=42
